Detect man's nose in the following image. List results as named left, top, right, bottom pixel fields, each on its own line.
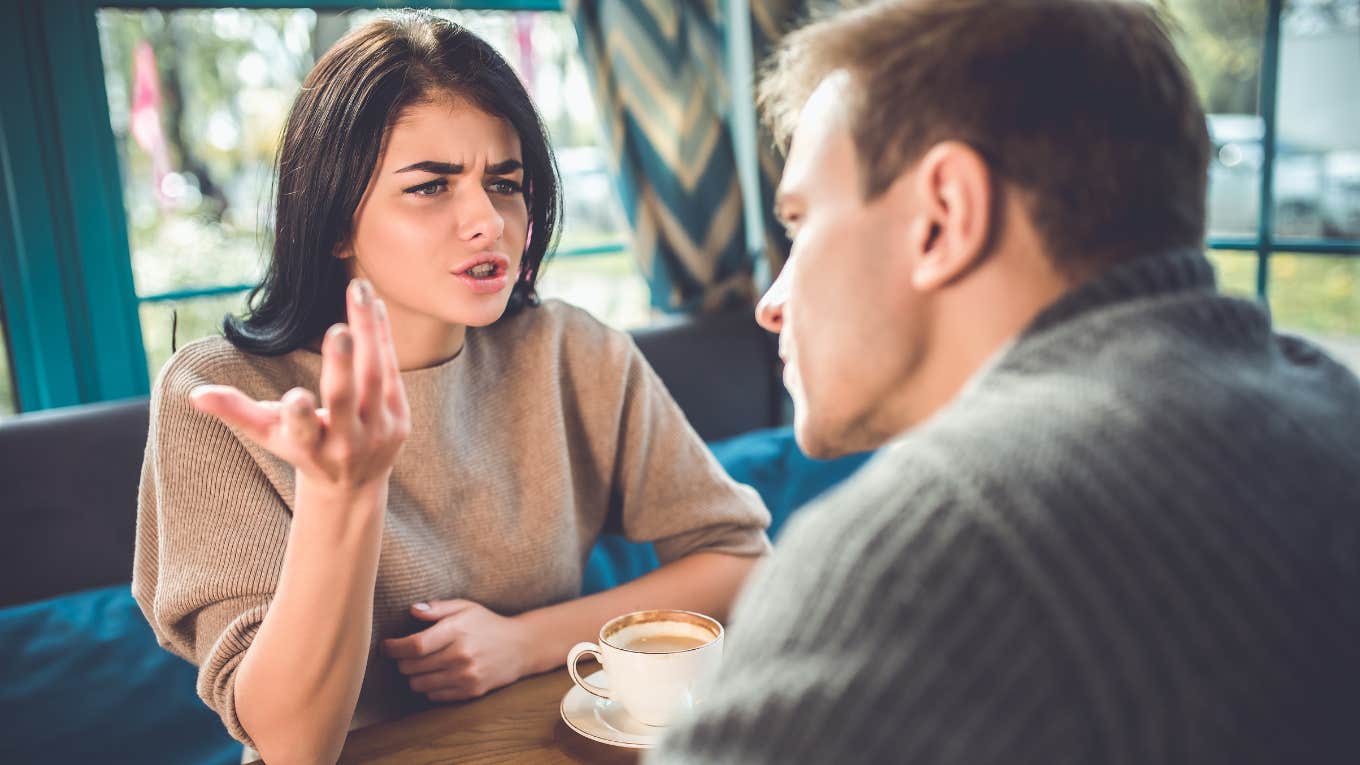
left=755, top=269, right=789, bottom=333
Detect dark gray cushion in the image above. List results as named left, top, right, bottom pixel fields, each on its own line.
left=630, top=308, right=782, bottom=442
left=0, top=398, right=148, bottom=607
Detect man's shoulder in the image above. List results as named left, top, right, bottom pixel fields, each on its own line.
left=772, top=440, right=969, bottom=563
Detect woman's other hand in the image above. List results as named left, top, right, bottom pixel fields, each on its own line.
left=383, top=600, right=537, bottom=702
left=189, top=278, right=411, bottom=496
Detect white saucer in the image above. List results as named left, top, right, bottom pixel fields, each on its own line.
left=559, top=670, right=665, bottom=749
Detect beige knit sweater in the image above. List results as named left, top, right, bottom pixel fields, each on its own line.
left=132, top=299, right=771, bottom=750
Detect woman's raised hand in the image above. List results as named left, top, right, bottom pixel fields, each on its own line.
left=191, top=279, right=411, bottom=494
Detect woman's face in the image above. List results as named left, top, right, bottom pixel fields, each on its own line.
left=343, top=96, right=529, bottom=331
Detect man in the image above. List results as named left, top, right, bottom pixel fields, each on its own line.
left=651, top=1, right=1359, bottom=762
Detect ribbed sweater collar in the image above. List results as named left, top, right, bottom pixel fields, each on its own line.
left=1022, top=246, right=1219, bottom=340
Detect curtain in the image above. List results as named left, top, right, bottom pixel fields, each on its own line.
left=566, top=0, right=816, bottom=311
left=567, top=0, right=799, bottom=312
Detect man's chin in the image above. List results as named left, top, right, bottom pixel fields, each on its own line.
left=792, top=412, right=857, bottom=460
left=793, top=404, right=894, bottom=459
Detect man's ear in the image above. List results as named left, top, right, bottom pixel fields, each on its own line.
left=901, top=141, right=997, bottom=293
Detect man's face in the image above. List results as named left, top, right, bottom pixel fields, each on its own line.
left=759, top=73, right=926, bottom=458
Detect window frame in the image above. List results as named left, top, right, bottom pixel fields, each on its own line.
left=1207, top=0, right=1360, bottom=293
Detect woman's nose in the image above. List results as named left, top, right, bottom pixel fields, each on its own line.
left=457, top=187, right=505, bottom=243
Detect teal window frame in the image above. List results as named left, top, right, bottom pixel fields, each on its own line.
left=2, top=0, right=150, bottom=411
left=1207, top=0, right=1360, bottom=295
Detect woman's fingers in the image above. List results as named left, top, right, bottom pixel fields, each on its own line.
left=408, top=668, right=478, bottom=695
left=280, top=387, right=320, bottom=454
left=382, top=619, right=460, bottom=661
left=395, top=643, right=469, bottom=676
left=192, top=280, right=405, bottom=489
left=320, top=323, right=357, bottom=433
left=189, top=385, right=279, bottom=444
left=375, top=298, right=408, bottom=419
left=347, top=279, right=384, bottom=421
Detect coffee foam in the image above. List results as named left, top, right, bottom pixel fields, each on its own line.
left=606, top=620, right=717, bottom=651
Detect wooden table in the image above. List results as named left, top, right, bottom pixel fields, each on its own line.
left=247, top=667, right=640, bottom=764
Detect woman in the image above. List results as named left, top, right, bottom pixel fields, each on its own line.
left=132, top=12, right=769, bottom=764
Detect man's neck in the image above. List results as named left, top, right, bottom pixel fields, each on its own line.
left=897, top=247, right=1078, bottom=430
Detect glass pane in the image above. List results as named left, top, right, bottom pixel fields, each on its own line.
left=99, top=8, right=648, bottom=372
left=0, top=293, right=15, bottom=417
left=97, top=9, right=299, bottom=297
left=1269, top=253, right=1360, bottom=370
left=1206, top=249, right=1260, bottom=298
left=1274, top=0, right=1360, bottom=241
left=140, top=291, right=251, bottom=381
left=1157, top=0, right=1269, bottom=239
left=536, top=249, right=652, bottom=329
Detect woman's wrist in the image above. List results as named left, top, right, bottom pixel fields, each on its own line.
left=297, top=469, right=388, bottom=505
left=511, top=610, right=563, bottom=676
left=293, top=471, right=389, bottom=543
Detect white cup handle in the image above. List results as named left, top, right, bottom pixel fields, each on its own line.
left=567, top=642, right=611, bottom=700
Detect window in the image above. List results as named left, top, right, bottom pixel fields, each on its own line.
left=97, top=6, right=644, bottom=382
left=1161, top=0, right=1269, bottom=239
left=1162, top=0, right=1360, bottom=370
left=1275, top=0, right=1360, bottom=243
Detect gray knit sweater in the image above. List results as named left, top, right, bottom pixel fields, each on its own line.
left=651, top=248, right=1360, bottom=764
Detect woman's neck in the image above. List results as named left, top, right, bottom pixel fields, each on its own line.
left=385, top=300, right=467, bottom=371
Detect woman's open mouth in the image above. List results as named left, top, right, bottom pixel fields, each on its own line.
left=452, top=254, right=511, bottom=295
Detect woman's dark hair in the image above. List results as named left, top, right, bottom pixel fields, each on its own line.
left=224, top=11, right=561, bottom=354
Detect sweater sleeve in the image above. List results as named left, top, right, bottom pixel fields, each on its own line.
left=131, top=344, right=292, bottom=749
left=607, top=337, right=772, bottom=563
left=648, top=452, right=1098, bottom=765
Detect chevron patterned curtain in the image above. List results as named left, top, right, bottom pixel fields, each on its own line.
left=566, top=0, right=766, bottom=312
left=565, top=0, right=815, bottom=312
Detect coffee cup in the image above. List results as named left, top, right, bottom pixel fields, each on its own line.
left=566, top=609, right=723, bottom=727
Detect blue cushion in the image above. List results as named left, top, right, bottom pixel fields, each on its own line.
left=581, top=425, right=873, bottom=593
left=0, top=585, right=240, bottom=765
left=707, top=424, right=873, bottom=539
left=2, top=424, right=871, bottom=764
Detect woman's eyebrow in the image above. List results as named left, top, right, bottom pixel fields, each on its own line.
left=485, top=159, right=523, bottom=175
left=393, top=159, right=523, bottom=175
left=395, top=160, right=461, bottom=175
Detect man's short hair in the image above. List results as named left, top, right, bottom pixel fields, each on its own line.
left=759, top=0, right=1212, bottom=271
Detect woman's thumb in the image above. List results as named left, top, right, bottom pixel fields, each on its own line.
left=411, top=599, right=472, bottom=620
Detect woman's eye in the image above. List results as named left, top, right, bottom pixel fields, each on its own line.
left=405, top=179, right=447, bottom=197
left=489, top=179, right=523, bottom=195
